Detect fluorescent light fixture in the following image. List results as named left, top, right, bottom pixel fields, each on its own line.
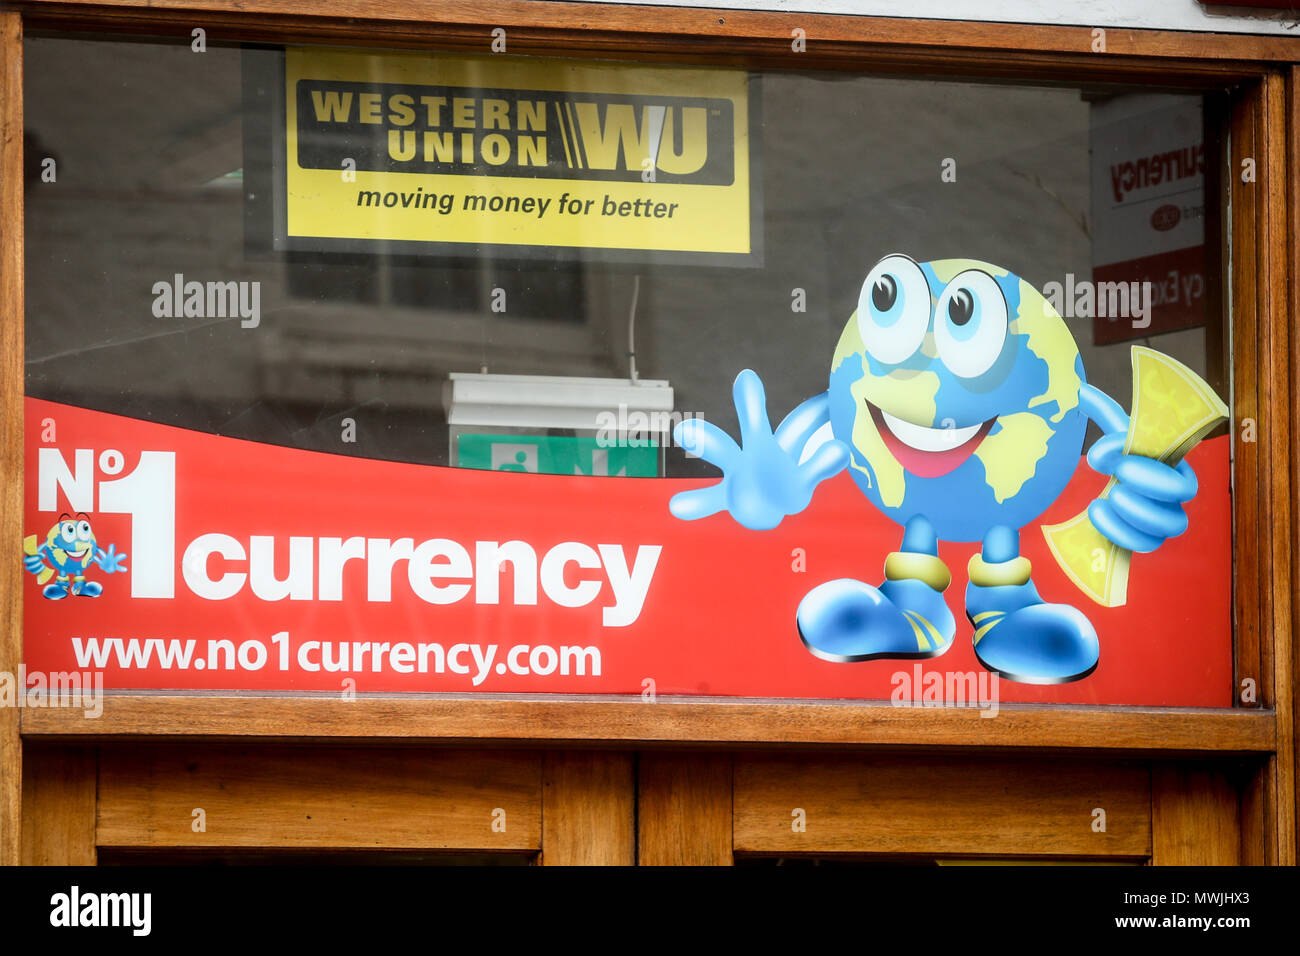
left=444, top=373, right=674, bottom=431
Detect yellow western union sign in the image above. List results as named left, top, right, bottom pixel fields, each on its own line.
left=282, top=48, right=756, bottom=259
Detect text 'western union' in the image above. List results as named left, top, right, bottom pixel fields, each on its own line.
left=296, top=81, right=734, bottom=184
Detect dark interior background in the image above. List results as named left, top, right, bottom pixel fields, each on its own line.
left=23, top=37, right=1223, bottom=475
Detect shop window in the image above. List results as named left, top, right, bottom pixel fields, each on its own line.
left=20, top=34, right=1233, bottom=709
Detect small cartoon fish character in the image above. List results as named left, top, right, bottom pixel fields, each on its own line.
left=23, top=513, right=128, bottom=600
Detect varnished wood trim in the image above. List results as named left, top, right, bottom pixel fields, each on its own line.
left=1259, top=70, right=1296, bottom=867
left=1281, top=64, right=1300, bottom=867
left=1239, top=756, right=1272, bottom=865
left=539, top=751, right=635, bottom=865
left=12, top=0, right=1300, bottom=61
left=1231, top=84, right=1263, bottom=713
left=6, top=0, right=1296, bottom=85
left=1229, top=74, right=1297, bottom=866
left=638, top=752, right=733, bottom=865
left=734, top=754, right=1151, bottom=858
left=0, top=9, right=23, bottom=869
left=1151, top=763, right=1241, bottom=865
left=20, top=746, right=96, bottom=865
left=18, top=696, right=1277, bottom=754
left=97, top=744, right=543, bottom=850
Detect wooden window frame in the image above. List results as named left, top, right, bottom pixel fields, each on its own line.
left=0, top=0, right=1295, bottom=864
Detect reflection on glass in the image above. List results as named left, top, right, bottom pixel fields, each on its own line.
left=23, top=39, right=1224, bottom=480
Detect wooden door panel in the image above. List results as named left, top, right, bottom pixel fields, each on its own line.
left=1151, top=763, right=1241, bottom=865
left=540, top=750, right=635, bottom=865
left=20, top=745, right=96, bottom=866
left=638, top=752, right=733, bottom=866
left=18, top=744, right=1257, bottom=865
left=97, top=745, right=541, bottom=852
left=735, top=754, right=1150, bottom=859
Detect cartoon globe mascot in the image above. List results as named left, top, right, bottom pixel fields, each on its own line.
left=23, top=513, right=128, bottom=599
left=670, top=254, right=1210, bottom=684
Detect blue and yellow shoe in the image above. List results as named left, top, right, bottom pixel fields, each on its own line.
left=797, top=551, right=955, bottom=662
left=965, top=554, right=1098, bottom=684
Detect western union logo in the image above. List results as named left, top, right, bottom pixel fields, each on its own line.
left=277, top=49, right=755, bottom=258
left=296, top=82, right=735, bottom=185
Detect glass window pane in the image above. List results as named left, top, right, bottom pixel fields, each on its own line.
left=21, top=36, right=1232, bottom=706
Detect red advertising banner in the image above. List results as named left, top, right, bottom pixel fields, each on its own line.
left=21, top=397, right=1231, bottom=706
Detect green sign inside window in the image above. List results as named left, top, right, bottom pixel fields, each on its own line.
left=456, top=434, right=660, bottom=477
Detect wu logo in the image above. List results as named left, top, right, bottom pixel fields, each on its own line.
left=298, top=82, right=737, bottom=186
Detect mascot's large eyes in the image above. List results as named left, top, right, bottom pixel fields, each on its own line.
left=76, top=520, right=92, bottom=542
left=934, top=270, right=1009, bottom=379
left=857, top=254, right=930, bottom=365
left=871, top=275, right=897, bottom=312
left=59, top=521, right=76, bottom=544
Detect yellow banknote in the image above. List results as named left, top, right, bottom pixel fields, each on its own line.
left=1042, top=346, right=1228, bottom=607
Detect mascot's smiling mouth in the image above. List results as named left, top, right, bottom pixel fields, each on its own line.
left=867, top=401, right=996, bottom=478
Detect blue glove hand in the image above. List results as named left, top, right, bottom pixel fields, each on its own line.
left=23, top=553, right=47, bottom=575
left=96, top=544, right=129, bottom=574
left=1086, top=431, right=1197, bottom=554
left=669, top=369, right=850, bottom=530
